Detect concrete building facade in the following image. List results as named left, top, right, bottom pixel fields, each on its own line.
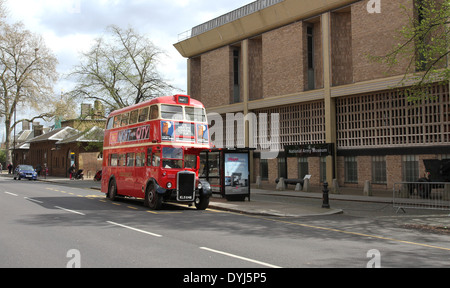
left=174, top=0, right=450, bottom=190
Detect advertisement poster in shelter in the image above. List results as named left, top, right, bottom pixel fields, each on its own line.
left=224, top=153, right=249, bottom=196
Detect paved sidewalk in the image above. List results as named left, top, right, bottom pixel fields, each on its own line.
left=208, top=194, right=343, bottom=217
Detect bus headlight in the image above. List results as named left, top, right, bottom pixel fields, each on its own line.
left=167, top=182, right=172, bottom=189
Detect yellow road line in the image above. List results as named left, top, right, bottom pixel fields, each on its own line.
left=260, top=217, right=450, bottom=252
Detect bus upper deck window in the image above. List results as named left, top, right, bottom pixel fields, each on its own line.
left=121, top=113, right=129, bottom=126
left=139, top=107, right=149, bottom=122
left=161, top=105, right=183, bottom=120
left=150, top=105, right=159, bottom=120
left=113, top=116, right=121, bottom=128
left=185, top=107, right=206, bottom=122
left=129, top=110, right=139, bottom=124
left=107, top=117, right=114, bottom=130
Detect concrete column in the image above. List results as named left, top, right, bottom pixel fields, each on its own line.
left=186, top=58, right=191, bottom=95
left=322, top=12, right=337, bottom=185
left=241, top=39, right=255, bottom=183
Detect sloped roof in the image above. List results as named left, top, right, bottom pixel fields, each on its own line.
left=28, top=127, right=80, bottom=143
left=16, top=130, right=32, bottom=142
left=15, top=128, right=52, bottom=143
left=56, top=126, right=104, bottom=145
left=12, top=142, right=30, bottom=150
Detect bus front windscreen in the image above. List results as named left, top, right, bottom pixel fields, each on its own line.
left=161, top=148, right=198, bottom=170
left=162, top=147, right=183, bottom=169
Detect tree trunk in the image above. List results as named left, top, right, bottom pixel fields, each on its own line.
left=4, top=117, right=12, bottom=165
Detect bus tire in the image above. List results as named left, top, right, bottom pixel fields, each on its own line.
left=108, top=179, right=118, bottom=201
left=145, top=184, right=162, bottom=210
left=195, top=196, right=210, bottom=210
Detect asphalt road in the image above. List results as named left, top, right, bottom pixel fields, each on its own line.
left=1, top=176, right=450, bottom=271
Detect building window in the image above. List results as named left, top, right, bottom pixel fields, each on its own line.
left=372, top=156, right=387, bottom=184
left=232, top=48, right=240, bottom=103
left=260, top=159, right=268, bottom=181
left=345, top=156, right=358, bottom=183
left=336, top=84, right=450, bottom=149
left=306, top=25, right=315, bottom=90
left=402, top=155, right=419, bottom=182
left=298, top=157, right=309, bottom=180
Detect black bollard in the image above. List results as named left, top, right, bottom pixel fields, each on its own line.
left=322, top=181, right=330, bottom=209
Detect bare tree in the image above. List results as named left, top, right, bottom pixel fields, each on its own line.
left=0, top=0, right=6, bottom=20
left=69, top=25, right=176, bottom=113
left=0, top=21, right=58, bottom=163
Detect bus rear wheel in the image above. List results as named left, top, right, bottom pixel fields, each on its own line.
left=145, top=184, right=162, bottom=210
left=108, top=179, right=117, bottom=201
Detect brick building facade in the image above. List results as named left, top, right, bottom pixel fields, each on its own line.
left=13, top=122, right=105, bottom=179
left=174, top=0, right=450, bottom=190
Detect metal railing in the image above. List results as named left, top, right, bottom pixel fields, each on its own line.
left=178, top=0, right=284, bottom=41
left=393, top=182, right=450, bottom=212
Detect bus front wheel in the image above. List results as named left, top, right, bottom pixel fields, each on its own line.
left=195, top=196, right=210, bottom=210
left=145, top=184, right=162, bottom=210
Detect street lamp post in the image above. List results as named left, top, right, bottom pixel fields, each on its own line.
left=322, top=182, right=330, bottom=209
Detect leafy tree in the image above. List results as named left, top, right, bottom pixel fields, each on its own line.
left=0, top=149, right=6, bottom=166
left=374, top=0, right=449, bottom=102
left=69, top=25, right=176, bottom=113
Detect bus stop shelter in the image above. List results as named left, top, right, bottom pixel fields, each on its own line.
left=200, top=148, right=252, bottom=201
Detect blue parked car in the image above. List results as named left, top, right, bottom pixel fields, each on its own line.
left=14, top=165, right=38, bottom=181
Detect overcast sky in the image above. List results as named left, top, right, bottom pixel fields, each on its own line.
left=5, top=0, right=253, bottom=98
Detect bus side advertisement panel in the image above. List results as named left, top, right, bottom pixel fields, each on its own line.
left=109, top=125, right=151, bottom=145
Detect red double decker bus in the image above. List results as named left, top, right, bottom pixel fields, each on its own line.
left=101, top=95, right=212, bottom=210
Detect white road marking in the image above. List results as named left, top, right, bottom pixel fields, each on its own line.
left=24, top=197, right=43, bottom=204
left=107, top=221, right=163, bottom=238
left=55, top=206, right=86, bottom=216
left=200, top=247, right=282, bottom=268
left=5, top=192, right=18, bottom=196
